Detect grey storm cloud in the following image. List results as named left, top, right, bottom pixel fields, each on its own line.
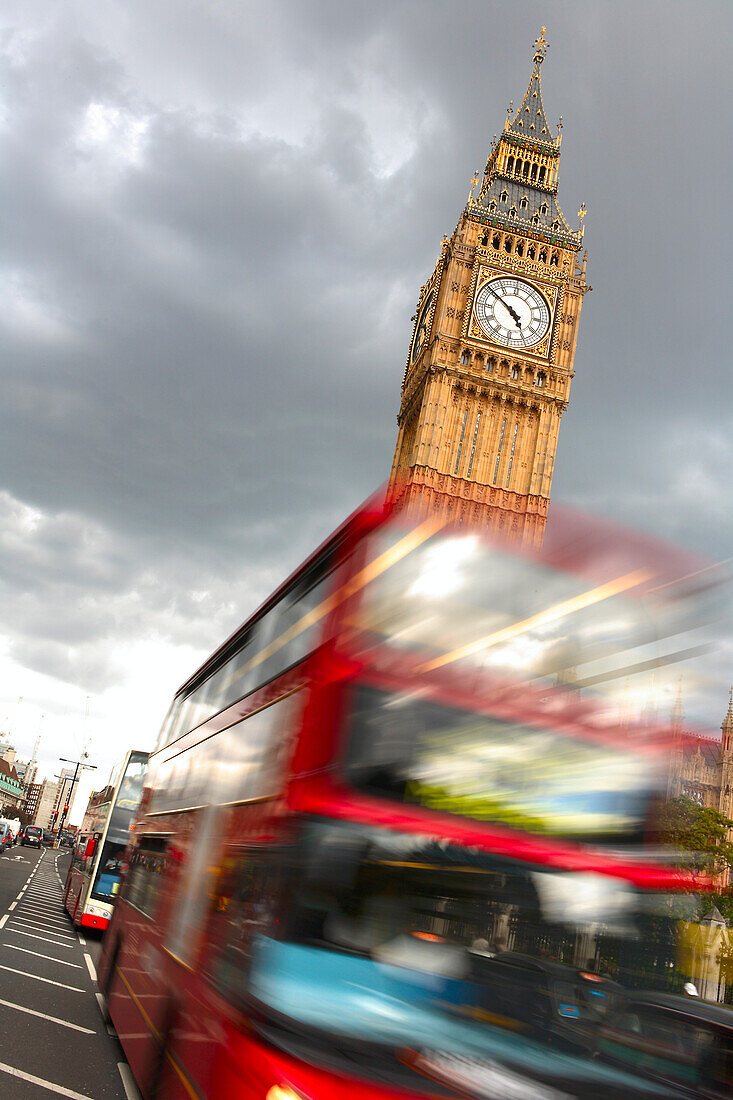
left=1, top=0, right=731, bottom=718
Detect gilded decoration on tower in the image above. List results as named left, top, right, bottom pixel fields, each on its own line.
left=389, top=29, right=591, bottom=547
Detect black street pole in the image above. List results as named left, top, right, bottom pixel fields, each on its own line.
left=52, top=773, right=72, bottom=834
left=57, top=755, right=97, bottom=841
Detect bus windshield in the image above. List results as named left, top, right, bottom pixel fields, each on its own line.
left=90, top=752, right=148, bottom=902
left=208, top=817, right=697, bottom=1094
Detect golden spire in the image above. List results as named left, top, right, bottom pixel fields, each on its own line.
left=533, top=26, right=549, bottom=67
left=467, top=169, right=479, bottom=205
left=577, top=202, right=587, bottom=237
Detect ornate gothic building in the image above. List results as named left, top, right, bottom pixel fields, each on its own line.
left=390, top=29, right=590, bottom=546
left=667, top=690, right=733, bottom=828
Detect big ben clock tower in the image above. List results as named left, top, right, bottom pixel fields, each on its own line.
left=390, top=29, right=590, bottom=547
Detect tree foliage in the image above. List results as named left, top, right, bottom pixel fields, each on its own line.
left=657, top=796, right=733, bottom=875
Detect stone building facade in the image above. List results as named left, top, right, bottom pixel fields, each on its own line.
left=666, top=690, right=733, bottom=886
left=390, top=28, right=589, bottom=547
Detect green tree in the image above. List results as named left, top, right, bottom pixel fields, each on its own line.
left=657, top=796, right=733, bottom=876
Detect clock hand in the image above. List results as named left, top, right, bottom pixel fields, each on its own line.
left=487, top=287, right=521, bottom=326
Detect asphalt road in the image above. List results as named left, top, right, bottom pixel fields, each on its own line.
left=0, top=844, right=136, bottom=1100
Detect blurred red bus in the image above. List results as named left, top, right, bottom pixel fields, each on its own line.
left=63, top=750, right=148, bottom=930
left=99, top=494, right=718, bottom=1100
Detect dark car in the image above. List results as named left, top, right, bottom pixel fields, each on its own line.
left=467, top=951, right=625, bottom=1058
left=42, top=829, right=54, bottom=846
left=596, top=991, right=733, bottom=1098
left=0, top=824, right=14, bottom=852
left=21, top=825, right=42, bottom=848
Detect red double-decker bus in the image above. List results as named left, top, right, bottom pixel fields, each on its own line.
left=100, top=494, right=719, bottom=1100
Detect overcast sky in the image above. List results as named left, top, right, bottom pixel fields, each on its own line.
left=1, top=1, right=731, bottom=820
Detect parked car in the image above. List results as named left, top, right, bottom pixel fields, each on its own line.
left=0, top=824, right=14, bottom=852
left=596, top=990, right=733, bottom=1098
left=21, top=825, right=43, bottom=848
left=42, top=829, right=54, bottom=846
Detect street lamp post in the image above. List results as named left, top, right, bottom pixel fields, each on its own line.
left=52, top=773, right=72, bottom=833
left=56, top=754, right=97, bottom=842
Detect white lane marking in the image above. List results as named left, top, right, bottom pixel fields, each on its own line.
left=11, top=918, right=76, bottom=940
left=14, top=906, right=72, bottom=924
left=0, top=1059, right=97, bottom=1098
left=17, top=899, right=69, bottom=913
left=0, top=995, right=95, bottom=1034
left=118, top=1062, right=143, bottom=1100
left=0, top=963, right=84, bottom=992
left=7, top=902, right=16, bottom=911
left=2, top=943, right=83, bottom=968
left=15, top=904, right=69, bottom=923
left=78, top=933, right=86, bottom=946
left=15, top=891, right=24, bottom=900
left=0, top=915, right=7, bottom=929
left=6, top=928, right=74, bottom=949
left=84, top=952, right=97, bottom=982
left=95, top=992, right=117, bottom=1036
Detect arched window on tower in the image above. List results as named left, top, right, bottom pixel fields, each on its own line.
left=507, top=156, right=514, bottom=174
left=522, top=161, right=529, bottom=178
left=531, top=164, right=537, bottom=181
left=480, top=231, right=489, bottom=246
left=527, top=243, right=536, bottom=259
left=488, top=201, right=496, bottom=213
left=539, top=166, right=546, bottom=183
left=504, top=236, right=513, bottom=253
left=531, top=213, right=539, bottom=226
left=486, top=357, right=495, bottom=374
left=539, top=248, right=548, bottom=263
left=511, top=365, right=520, bottom=380
left=550, top=251, right=559, bottom=267
left=460, top=350, right=470, bottom=365
left=540, top=202, right=548, bottom=215
left=492, top=233, right=501, bottom=249
left=500, top=189, right=508, bottom=203
left=520, top=196, right=528, bottom=210
left=515, top=240, right=524, bottom=257
left=535, top=371, right=546, bottom=388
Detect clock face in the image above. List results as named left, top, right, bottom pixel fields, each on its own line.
left=411, top=290, right=434, bottom=362
left=474, top=277, right=551, bottom=349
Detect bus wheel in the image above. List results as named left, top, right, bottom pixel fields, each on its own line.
left=147, top=998, right=178, bottom=1100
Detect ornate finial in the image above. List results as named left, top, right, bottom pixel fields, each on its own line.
left=467, top=169, right=479, bottom=205
left=557, top=116, right=563, bottom=131
left=577, top=202, right=587, bottom=238
left=533, top=26, right=549, bottom=66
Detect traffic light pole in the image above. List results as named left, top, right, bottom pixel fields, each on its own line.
left=55, top=754, right=96, bottom=842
